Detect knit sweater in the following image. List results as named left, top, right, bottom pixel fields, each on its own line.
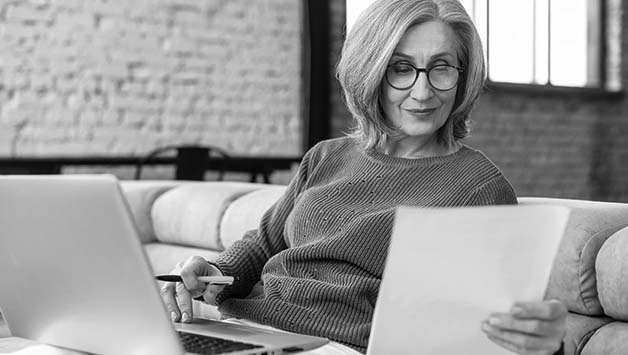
left=215, top=137, right=517, bottom=352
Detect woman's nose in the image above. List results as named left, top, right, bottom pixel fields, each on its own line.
left=410, top=72, right=434, bottom=101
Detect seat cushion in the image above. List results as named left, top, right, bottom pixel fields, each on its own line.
left=144, top=242, right=222, bottom=275
left=563, top=312, right=613, bottom=355
left=580, top=321, right=628, bottom=355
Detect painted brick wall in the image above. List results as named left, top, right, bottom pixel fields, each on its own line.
left=0, top=0, right=303, bottom=157
left=329, top=1, right=628, bottom=202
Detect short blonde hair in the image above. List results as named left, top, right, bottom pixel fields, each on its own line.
left=336, top=0, right=485, bottom=150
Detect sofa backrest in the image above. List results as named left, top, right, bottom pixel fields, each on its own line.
left=121, top=180, right=287, bottom=250
left=120, top=180, right=185, bottom=244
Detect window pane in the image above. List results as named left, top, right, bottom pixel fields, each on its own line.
left=346, top=0, right=374, bottom=32
left=488, top=0, right=535, bottom=83
left=458, top=0, right=475, bottom=16
left=550, top=0, right=589, bottom=86
left=534, top=0, right=549, bottom=84
left=471, top=0, right=489, bottom=66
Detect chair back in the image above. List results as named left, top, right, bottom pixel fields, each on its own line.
left=134, top=144, right=230, bottom=180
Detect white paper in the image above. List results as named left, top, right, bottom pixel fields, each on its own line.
left=0, top=339, right=85, bottom=355
left=367, top=204, right=569, bottom=355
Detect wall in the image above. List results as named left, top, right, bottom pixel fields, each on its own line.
left=0, top=0, right=303, bottom=157
left=328, top=1, right=628, bottom=202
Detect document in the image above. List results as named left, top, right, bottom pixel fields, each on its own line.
left=0, top=341, right=85, bottom=355
left=368, top=204, right=569, bottom=355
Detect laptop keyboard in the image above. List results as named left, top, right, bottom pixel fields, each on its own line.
left=178, top=331, right=264, bottom=354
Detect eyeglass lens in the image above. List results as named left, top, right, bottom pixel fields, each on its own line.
left=386, top=63, right=460, bottom=91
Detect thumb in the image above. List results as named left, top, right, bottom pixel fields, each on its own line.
left=511, top=300, right=566, bottom=320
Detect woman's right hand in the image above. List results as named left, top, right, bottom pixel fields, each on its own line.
left=159, top=256, right=226, bottom=323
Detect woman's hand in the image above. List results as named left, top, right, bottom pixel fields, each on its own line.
left=481, top=299, right=567, bottom=354
left=159, top=256, right=226, bottom=323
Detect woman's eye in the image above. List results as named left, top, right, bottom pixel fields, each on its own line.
left=431, top=66, right=449, bottom=73
left=392, top=64, right=413, bottom=74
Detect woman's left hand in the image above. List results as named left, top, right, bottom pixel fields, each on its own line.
left=481, top=299, right=567, bottom=354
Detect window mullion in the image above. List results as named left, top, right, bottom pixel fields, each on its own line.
left=587, top=0, right=602, bottom=87
left=547, top=0, right=552, bottom=85
left=533, top=0, right=536, bottom=84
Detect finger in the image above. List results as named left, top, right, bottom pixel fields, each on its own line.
left=486, top=312, right=562, bottom=337
left=159, top=282, right=180, bottom=322
left=176, top=281, right=194, bottom=323
left=486, top=334, right=552, bottom=355
left=485, top=332, right=522, bottom=353
left=180, top=257, right=213, bottom=291
left=511, top=300, right=567, bottom=320
left=482, top=321, right=560, bottom=353
left=202, top=284, right=226, bottom=305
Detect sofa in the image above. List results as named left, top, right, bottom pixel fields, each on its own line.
left=120, top=180, right=628, bottom=355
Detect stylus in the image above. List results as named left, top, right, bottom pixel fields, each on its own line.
left=155, top=275, right=234, bottom=285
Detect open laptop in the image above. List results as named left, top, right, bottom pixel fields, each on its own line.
left=0, top=175, right=328, bottom=355
left=367, top=204, right=569, bottom=355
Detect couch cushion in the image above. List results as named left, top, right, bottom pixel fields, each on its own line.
left=143, top=242, right=222, bottom=275
left=518, top=198, right=628, bottom=316
left=220, top=186, right=287, bottom=249
left=120, top=180, right=182, bottom=243
left=563, top=312, right=613, bottom=355
left=580, top=321, right=628, bottom=355
left=151, top=182, right=268, bottom=250
left=596, top=226, right=628, bottom=320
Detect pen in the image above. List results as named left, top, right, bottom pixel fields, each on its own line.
left=155, top=275, right=234, bottom=285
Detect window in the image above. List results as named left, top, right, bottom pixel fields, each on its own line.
left=346, top=0, right=613, bottom=90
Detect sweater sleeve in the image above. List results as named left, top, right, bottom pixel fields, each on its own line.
left=213, top=146, right=315, bottom=302
left=465, top=175, right=518, bottom=206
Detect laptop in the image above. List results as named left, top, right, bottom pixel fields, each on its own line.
left=367, top=204, right=569, bottom=355
left=0, top=175, right=328, bottom=355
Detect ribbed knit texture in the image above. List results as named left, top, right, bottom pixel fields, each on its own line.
left=215, top=137, right=517, bottom=353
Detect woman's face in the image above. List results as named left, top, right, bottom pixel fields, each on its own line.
left=381, top=21, right=460, bottom=144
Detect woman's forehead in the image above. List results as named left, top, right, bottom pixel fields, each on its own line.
left=393, top=21, right=459, bottom=62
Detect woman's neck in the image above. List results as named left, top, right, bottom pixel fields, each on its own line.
left=381, top=136, right=462, bottom=159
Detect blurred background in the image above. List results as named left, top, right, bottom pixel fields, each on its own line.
left=0, top=0, right=627, bottom=201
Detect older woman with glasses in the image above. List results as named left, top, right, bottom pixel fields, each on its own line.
left=160, top=0, right=567, bottom=354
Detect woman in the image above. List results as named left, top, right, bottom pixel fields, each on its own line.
left=161, top=0, right=567, bottom=354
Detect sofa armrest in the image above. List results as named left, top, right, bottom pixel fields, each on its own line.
left=596, top=226, right=628, bottom=320
left=518, top=197, right=628, bottom=316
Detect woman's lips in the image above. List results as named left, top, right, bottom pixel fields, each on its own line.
left=404, top=108, right=437, bottom=115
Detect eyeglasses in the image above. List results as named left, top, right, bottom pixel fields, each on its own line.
left=385, top=63, right=464, bottom=91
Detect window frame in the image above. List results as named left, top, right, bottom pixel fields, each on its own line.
left=478, top=0, right=618, bottom=95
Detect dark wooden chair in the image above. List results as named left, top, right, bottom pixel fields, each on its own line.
left=134, top=144, right=230, bottom=181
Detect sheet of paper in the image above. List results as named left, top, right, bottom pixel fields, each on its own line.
left=368, top=204, right=569, bottom=355
left=0, top=338, right=85, bottom=355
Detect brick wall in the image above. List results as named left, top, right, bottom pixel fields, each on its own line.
left=329, top=1, right=628, bottom=202
left=0, top=0, right=303, bottom=157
